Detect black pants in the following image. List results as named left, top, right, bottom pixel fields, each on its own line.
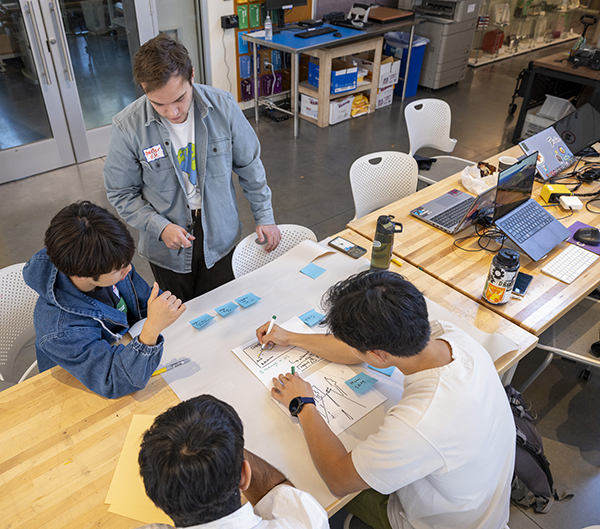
left=150, top=214, right=235, bottom=303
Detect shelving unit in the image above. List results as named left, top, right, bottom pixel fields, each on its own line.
left=469, top=0, right=593, bottom=67
left=298, top=36, right=383, bottom=127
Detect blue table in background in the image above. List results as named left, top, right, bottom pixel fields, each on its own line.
left=242, top=18, right=423, bottom=138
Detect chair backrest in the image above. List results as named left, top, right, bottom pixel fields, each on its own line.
left=349, top=151, right=418, bottom=220
left=0, top=263, right=38, bottom=385
left=404, top=99, right=458, bottom=156
left=232, top=225, right=318, bottom=278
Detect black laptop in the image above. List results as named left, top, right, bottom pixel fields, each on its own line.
left=493, top=152, right=571, bottom=261
left=553, top=103, right=600, bottom=156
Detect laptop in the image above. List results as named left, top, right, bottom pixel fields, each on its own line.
left=519, top=126, right=575, bottom=180
left=553, top=103, right=600, bottom=156
left=410, top=185, right=497, bottom=234
left=493, top=151, right=571, bottom=261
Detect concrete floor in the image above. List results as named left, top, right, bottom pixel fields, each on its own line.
left=2, top=40, right=599, bottom=529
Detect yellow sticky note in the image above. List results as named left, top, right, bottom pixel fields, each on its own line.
left=105, top=414, right=173, bottom=524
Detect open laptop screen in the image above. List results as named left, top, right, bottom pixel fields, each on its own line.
left=493, top=152, right=538, bottom=222
left=553, top=103, right=600, bottom=155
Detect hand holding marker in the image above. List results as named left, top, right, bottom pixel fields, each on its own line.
left=258, top=315, right=277, bottom=358
left=152, top=358, right=190, bottom=376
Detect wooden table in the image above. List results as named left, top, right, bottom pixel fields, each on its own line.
left=0, top=230, right=537, bottom=529
left=511, top=51, right=600, bottom=143
left=347, top=147, right=600, bottom=336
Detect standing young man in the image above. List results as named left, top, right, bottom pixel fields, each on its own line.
left=104, top=34, right=281, bottom=302
left=137, top=395, right=328, bottom=529
left=23, top=201, right=186, bottom=399
left=258, top=270, right=515, bottom=529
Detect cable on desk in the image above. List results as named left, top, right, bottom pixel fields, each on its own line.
left=452, top=220, right=506, bottom=253
left=585, top=198, right=600, bottom=214
left=555, top=207, right=574, bottom=221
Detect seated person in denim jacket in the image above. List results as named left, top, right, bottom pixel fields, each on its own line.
left=23, top=201, right=186, bottom=399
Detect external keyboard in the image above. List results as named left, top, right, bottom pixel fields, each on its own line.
left=430, top=198, right=475, bottom=229
left=541, top=244, right=599, bottom=284
left=499, top=202, right=553, bottom=243
left=294, top=27, right=338, bottom=38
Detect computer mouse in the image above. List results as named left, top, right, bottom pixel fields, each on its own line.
left=573, top=227, right=600, bottom=246
left=333, top=32, right=342, bottom=37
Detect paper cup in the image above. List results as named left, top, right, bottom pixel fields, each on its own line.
left=498, top=156, right=519, bottom=172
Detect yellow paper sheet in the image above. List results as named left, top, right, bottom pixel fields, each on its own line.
left=105, top=414, right=173, bottom=524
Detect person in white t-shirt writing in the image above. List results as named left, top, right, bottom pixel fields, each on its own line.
left=136, top=395, right=328, bottom=529
left=257, top=270, right=516, bottom=529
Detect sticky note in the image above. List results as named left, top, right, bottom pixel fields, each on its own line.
left=345, top=372, right=378, bottom=394
left=368, top=365, right=395, bottom=377
left=300, top=263, right=326, bottom=279
left=235, top=293, right=261, bottom=308
left=299, top=309, right=325, bottom=327
left=215, top=301, right=238, bottom=317
left=190, top=313, right=214, bottom=330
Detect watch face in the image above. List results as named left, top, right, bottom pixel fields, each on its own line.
left=289, top=397, right=302, bottom=416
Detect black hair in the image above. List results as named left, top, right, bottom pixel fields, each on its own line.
left=44, top=201, right=135, bottom=280
left=139, top=395, right=245, bottom=527
left=321, top=270, right=430, bottom=358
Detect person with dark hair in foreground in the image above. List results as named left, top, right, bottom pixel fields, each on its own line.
left=23, top=201, right=186, bottom=399
left=136, top=395, right=328, bottom=529
left=104, top=33, right=281, bottom=302
left=257, top=270, right=515, bottom=529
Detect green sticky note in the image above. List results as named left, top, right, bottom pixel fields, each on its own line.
left=249, top=3, right=261, bottom=28
left=238, top=5, right=248, bottom=29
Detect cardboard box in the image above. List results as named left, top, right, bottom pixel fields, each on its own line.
left=308, top=59, right=358, bottom=94
left=301, top=94, right=319, bottom=120
left=352, top=53, right=401, bottom=88
left=329, top=96, right=354, bottom=125
left=375, top=85, right=395, bottom=109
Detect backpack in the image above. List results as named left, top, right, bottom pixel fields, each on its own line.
left=505, top=385, right=573, bottom=513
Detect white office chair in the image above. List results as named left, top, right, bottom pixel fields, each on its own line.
left=349, top=151, right=418, bottom=221
left=0, top=263, right=39, bottom=390
left=232, top=225, right=317, bottom=278
left=404, top=99, right=476, bottom=186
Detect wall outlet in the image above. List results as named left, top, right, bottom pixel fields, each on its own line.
left=221, top=14, right=239, bottom=29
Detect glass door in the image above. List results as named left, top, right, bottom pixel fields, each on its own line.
left=0, top=0, right=148, bottom=183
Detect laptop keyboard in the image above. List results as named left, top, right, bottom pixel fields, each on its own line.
left=542, top=244, right=599, bottom=284
left=430, top=198, right=475, bottom=229
left=498, top=202, right=553, bottom=243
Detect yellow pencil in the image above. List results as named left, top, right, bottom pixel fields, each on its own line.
left=391, top=258, right=403, bottom=267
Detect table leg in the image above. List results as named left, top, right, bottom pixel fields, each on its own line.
left=253, top=42, right=259, bottom=124
left=511, top=67, right=537, bottom=144
left=292, top=52, right=299, bottom=139
left=400, top=24, right=415, bottom=102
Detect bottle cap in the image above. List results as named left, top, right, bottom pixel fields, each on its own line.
left=376, top=215, right=403, bottom=234
left=496, top=248, right=520, bottom=267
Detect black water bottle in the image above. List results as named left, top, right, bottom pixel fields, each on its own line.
left=370, top=215, right=403, bottom=270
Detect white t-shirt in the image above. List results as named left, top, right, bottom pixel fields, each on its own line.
left=160, top=111, right=202, bottom=210
left=352, top=320, right=515, bottom=529
left=136, top=484, right=328, bottom=529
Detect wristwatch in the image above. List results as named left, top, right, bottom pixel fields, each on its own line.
left=289, top=396, right=315, bottom=417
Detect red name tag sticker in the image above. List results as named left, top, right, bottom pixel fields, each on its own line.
left=143, top=144, right=165, bottom=162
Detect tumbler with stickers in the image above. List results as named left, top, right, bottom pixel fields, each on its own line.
left=483, top=249, right=520, bottom=304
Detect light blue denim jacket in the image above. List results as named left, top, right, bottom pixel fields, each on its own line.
left=104, top=84, right=275, bottom=273
left=23, top=249, right=163, bottom=399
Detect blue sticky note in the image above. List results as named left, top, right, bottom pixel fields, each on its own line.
left=215, top=301, right=238, bottom=317
left=299, top=309, right=325, bottom=327
left=190, top=313, right=214, bottom=330
left=235, top=292, right=261, bottom=308
left=345, top=372, right=378, bottom=394
left=368, top=365, right=396, bottom=377
left=300, top=263, right=326, bottom=279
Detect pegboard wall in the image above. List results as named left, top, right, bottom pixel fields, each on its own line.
left=234, top=1, right=312, bottom=102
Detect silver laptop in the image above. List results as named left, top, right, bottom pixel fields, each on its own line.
left=494, top=151, right=571, bottom=261
left=410, top=186, right=497, bottom=235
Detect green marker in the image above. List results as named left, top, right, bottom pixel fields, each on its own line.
left=291, top=366, right=295, bottom=375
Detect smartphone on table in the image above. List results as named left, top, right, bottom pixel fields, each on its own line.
left=512, top=272, right=533, bottom=299
left=328, top=236, right=367, bottom=259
